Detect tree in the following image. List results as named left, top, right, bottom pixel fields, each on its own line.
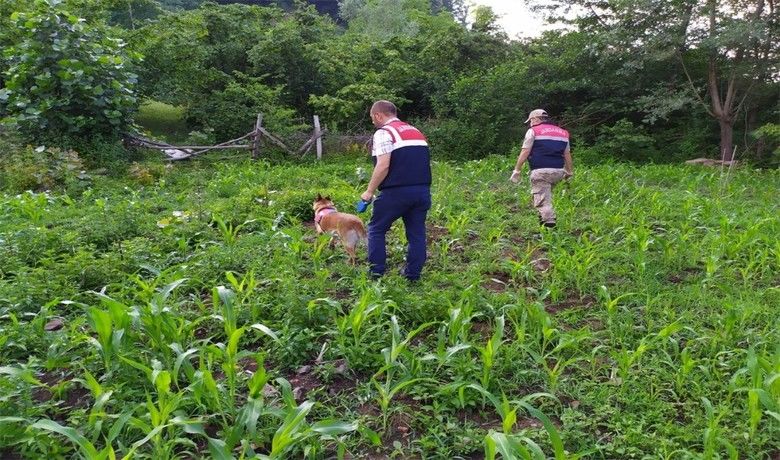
left=0, top=0, right=141, bottom=143
left=470, top=5, right=503, bottom=36
left=340, top=0, right=426, bottom=40
left=534, top=0, right=779, bottom=161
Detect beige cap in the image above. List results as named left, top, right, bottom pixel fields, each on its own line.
left=524, top=109, right=548, bottom=124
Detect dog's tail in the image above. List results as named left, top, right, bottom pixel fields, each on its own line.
left=345, top=227, right=367, bottom=248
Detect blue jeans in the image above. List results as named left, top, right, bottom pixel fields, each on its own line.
left=368, top=185, right=431, bottom=280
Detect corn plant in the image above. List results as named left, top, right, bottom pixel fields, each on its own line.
left=335, top=288, right=386, bottom=365
left=119, top=357, right=190, bottom=459
left=372, top=375, right=434, bottom=430
left=263, top=378, right=358, bottom=459
left=208, top=287, right=278, bottom=411
left=475, top=315, right=505, bottom=389
left=697, top=397, right=739, bottom=460
left=465, top=384, right=586, bottom=460
left=211, top=214, right=253, bottom=245
left=377, top=315, right=435, bottom=377
left=420, top=324, right=471, bottom=371
left=613, top=320, right=682, bottom=382
left=83, top=294, right=132, bottom=369
left=730, top=346, right=780, bottom=439
left=597, top=285, right=635, bottom=328
left=446, top=286, right=479, bottom=345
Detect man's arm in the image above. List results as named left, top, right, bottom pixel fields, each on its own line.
left=510, top=148, right=530, bottom=182
left=563, top=148, right=573, bottom=178
left=362, top=153, right=391, bottom=201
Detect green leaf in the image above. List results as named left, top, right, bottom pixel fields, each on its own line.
left=249, top=323, right=280, bottom=342
left=32, top=419, right=99, bottom=458
left=310, top=420, right=358, bottom=436
left=271, top=400, right=315, bottom=454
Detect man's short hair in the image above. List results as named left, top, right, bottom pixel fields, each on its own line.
left=371, top=100, right=397, bottom=116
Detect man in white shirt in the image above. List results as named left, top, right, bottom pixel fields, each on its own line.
left=360, top=100, right=432, bottom=281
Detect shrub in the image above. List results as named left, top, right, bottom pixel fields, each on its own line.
left=186, top=78, right=304, bottom=141
left=0, top=0, right=141, bottom=144
left=0, top=144, right=86, bottom=192
left=752, top=123, right=780, bottom=167
left=593, top=119, right=658, bottom=163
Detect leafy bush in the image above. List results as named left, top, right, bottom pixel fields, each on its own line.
left=752, top=123, right=780, bottom=166
left=593, top=119, right=659, bottom=163
left=0, top=0, right=141, bottom=144
left=0, top=144, right=86, bottom=192
left=309, top=82, right=408, bottom=131
left=186, top=78, right=303, bottom=141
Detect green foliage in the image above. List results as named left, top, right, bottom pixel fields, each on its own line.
left=0, top=144, right=86, bottom=193
left=310, top=83, right=407, bottom=131
left=1, top=0, right=141, bottom=144
left=752, top=123, right=780, bottom=166
left=343, top=0, right=423, bottom=40
left=593, top=119, right=658, bottom=163
left=187, top=78, right=302, bottom=140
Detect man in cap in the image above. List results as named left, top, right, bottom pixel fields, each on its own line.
left=361, top=100, right=432, bottom=281
left=509, top=109, right=573, bottom=228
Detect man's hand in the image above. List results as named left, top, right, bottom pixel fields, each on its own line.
left=509, top=170, right=521, bottom=183
left=564, top=170, right=573, bottom=180
left=361, top=190, right=374, bottom=202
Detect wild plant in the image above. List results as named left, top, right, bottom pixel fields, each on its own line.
left=8, top=191, right=49, bottom=224
left=275, top=226, right=307, bottom=258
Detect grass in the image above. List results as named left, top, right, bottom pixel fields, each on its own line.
left=135, top=100, right=190, bottom=144
left=0, top=154, right=778, bottom=458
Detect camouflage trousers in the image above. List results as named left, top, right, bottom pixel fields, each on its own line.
left=529, top=168, right=566, bottom=224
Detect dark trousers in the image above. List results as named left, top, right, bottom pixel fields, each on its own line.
left=368, top=185, right=431, bottom=280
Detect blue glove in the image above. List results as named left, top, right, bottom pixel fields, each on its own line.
left=356, top=199, right=372, bottom=213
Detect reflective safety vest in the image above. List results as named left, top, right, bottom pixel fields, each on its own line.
left=374, top=120, right=432, bottom=190
left=528, top=123, right=569, bottom=170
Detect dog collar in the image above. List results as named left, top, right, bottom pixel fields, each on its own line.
left=315, top=207, right=336, bottom=225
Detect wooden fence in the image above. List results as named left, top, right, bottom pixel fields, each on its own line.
left=124, top=113, right=327, bottom=161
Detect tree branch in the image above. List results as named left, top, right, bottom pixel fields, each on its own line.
left=678, top=52, right=714, bottom=116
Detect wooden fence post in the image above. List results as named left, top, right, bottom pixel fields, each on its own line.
left=252, top=114, right=263, bottom=160
left=313, top=115, right=323, bottom=161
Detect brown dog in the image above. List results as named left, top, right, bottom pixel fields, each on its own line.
left=312, top=194, right=367, bottom=264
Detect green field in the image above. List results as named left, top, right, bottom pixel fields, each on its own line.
left=1, top=155, right=778, bottom=459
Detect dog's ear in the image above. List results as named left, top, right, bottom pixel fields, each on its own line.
left=325, top=195, right=331, bottom=201
left=316, top=193, right=322, bottom=200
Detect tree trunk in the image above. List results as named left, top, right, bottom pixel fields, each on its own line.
left=719, top=117, right=734, bottom=161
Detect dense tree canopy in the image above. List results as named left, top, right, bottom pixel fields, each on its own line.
left=1, top=0, right=777, bottom=164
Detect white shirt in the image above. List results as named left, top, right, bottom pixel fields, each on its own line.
left=372, top=118, right=400, bottom=157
